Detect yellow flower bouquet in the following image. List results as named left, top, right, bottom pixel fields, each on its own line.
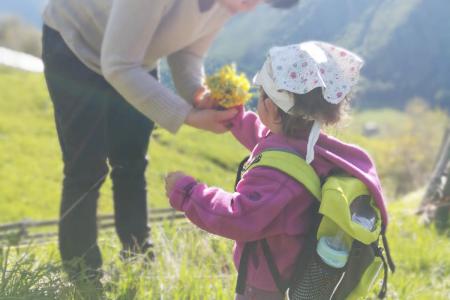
left=205, top=64, right=252, bottom=108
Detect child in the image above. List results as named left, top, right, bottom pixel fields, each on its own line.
left=165, top=41, right=388, bottom=299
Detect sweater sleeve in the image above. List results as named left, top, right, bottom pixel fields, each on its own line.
left=167, top=30, right=219, bottom=104
left=169, top=168, right=304, bottom=242
left=100, top=0, right=192, bottom=134
left=230, top=108, right=270, bottom=151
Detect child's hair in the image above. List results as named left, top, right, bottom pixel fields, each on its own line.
left=266, top=0, right=299, bottom=9
left=262, top=88, right=350, bottom=138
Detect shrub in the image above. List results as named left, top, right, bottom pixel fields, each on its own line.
left=0, top=16, right=42, bottom=57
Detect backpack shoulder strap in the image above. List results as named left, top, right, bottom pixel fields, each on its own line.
left=236, top=149, right=322, bottom=295
left=244, top=149, right=322, bottom=200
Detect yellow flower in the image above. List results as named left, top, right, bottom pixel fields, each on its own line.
left=205, top=64, right=252, bottom=108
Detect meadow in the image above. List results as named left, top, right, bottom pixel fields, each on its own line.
left=0, top=68, right=449, bottom=299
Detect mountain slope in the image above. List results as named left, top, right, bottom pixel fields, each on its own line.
left=1, top=0, right=449, bottom=109
left=209, top=0, right=450, bottom=108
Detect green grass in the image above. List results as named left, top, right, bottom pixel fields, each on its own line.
left=0, top=222, right=237, bottom=299
left=387, top=191, right=450, bottom=300
left=0, top=68, right=248, bottom=223
left=0, top=68, right=446, bottom=222
left=1, top=67, right=449, bottom=299
left=1, top=196, right=449, bottom=299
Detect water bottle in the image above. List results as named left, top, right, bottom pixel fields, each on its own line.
left=316, top=229, right=350, bottom=268
left=289, top=229, right=349, bottom=299
left=350, top=195, right=377, bottom=231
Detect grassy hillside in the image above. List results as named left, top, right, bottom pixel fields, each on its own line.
left=0, top=68, right=447, bottom=223
left=0, top=68, right=249, bottom=223
left=1, top=192, right=449, bottom=299
left=0, top=68, right=449, bottom=299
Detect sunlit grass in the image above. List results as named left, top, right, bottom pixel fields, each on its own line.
left=386, top=191, right=450, bottom=300
left=1, top=67, right=449, bottom=299
left=0, top=69, right=247, bottom=222
left=1, top=222, right=236, bottom=299
left=1, top=196, right=449, bottom=299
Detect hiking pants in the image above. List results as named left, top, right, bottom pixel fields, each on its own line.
left=42, top=25, right=155, bottom=278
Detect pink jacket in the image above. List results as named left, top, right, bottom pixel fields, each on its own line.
left=168, top=109, right=388, bottom=292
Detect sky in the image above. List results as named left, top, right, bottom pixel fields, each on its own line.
left=0, top=0, right=48, bottom=27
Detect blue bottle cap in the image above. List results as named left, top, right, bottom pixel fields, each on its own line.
left=316, top=237, right=349, bottom=268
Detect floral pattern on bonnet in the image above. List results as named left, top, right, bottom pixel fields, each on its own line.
left=253, top=41, right=364, bottom=164
left=270, top=41, right=364, bottom=104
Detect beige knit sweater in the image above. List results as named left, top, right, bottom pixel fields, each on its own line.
left=43, top=0, right=232, bottom=133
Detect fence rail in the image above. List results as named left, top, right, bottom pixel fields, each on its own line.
left=0, top=208, right=185, bottom=246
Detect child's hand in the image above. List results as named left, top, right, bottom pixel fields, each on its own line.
left=165, top=171, right=188, bottom=197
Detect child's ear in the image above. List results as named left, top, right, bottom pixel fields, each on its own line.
left=266, top=99, right=282, bottom=121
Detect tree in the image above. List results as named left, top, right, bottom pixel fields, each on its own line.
left=418, top=123, right=450, bottom=231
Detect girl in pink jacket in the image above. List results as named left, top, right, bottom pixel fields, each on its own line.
left=165, top=41, right=387, bottom=299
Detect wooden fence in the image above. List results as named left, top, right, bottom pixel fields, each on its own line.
left=0, top=208, right=185, bottom=246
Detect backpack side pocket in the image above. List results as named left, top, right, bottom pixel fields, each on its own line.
left=289, top=241, right=346, bottom=300
left=332, top=241, right=383, bottom=300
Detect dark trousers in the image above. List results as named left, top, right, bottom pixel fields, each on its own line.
left=42, top=25, right=155, bottom=278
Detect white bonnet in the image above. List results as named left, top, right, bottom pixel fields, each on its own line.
left=253, top=41, right=364, bottom=163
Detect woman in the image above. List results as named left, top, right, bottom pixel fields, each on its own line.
left=41, top=0, right=298, bottom=281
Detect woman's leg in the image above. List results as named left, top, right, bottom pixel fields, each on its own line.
left=105, top=72, right=156, bottom=257
left=42, top=25, right=110, bottom=280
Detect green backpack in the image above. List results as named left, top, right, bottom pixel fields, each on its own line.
left=235, top=149, right=395, bottom=300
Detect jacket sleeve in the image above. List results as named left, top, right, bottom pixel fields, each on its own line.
left=167, top=31, right=219, bottom=104
left=229, top=108, right=270, bottom=151
left=100, top=0, right=191, bottom=133
left=169, top=167, right=305, bottom=242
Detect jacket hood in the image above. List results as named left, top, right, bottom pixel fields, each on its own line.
left=255, top=132, right=389, bottom=226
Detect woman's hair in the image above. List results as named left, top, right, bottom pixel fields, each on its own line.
left=265, top=0, right=299, bottom=9
left=262, top=88, right=350, bottom=138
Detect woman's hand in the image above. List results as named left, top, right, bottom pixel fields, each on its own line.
left=193, top=86, right=217, bottom=109
left=185, top=107, right=237, bottom=133
left=165, top=171, right=187, bottom=197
